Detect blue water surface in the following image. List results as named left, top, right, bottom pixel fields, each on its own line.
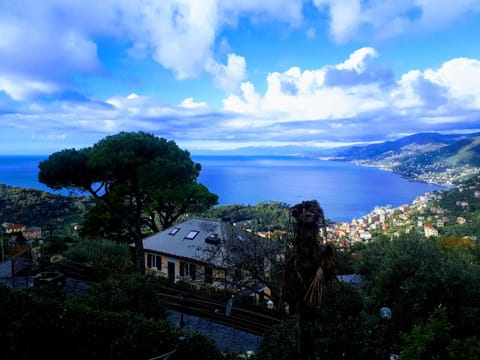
left=0, top=155, right=446, bottom=222
left=193, top=155, right=446, bottom=222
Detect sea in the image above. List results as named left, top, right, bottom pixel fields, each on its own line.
left=0, top=155, right=447, bottom=223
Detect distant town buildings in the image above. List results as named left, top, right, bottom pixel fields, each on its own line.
left=325, top=189, right=459, bottom=246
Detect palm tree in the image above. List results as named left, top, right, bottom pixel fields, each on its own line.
left=283, top=200, right=337, bottom=360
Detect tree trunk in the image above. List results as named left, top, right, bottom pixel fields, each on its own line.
left=134, top=237, right=146, bottom=274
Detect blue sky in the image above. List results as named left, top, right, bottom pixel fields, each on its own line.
left=0, top=0, right=479, bottom=155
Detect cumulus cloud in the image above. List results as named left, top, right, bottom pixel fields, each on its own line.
left=0, top=0, right=307, bottom=100
left=179, top=97, right=209, bottom=109
left=205, top=53, right=247, bottom=94
left=221, top=48, right=480, bottom=144
left=2, top=48, right=480, bottom=153
left=392, top=58, right=480, bottom=111
left=0, top=6, right=101, bottom=100
left=314, top=0, right=362, bottom=43
left=224, top=47, right=391, bottom=122
left=1, top=2, right=479, bottom=153
left=324, top=47, right=394, bottom=87
left=0, top=76, right=59, bottom=101
left=315, top=0, right=480, bottom=42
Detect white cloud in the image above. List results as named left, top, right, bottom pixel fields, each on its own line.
left=425, top=58, right=480, bottom=108
left=337, top=47, right=378, bottom=71
left=415, top=0, right=480, bottom=29
left=0, top=2, right=479, bottom=153
left=223, top=47, right=389, bottom=123
left=391, top=58, right=480, bottom=111
left=220, top=48, right=480, bottom=145
left=0, top=0, right=309, bottom=101
left=0, top=8, right=100, bottom=99
left=124, top=0, right=218, bottom=79
left=179, top=97, right=209, bottom=109
left=223, top=81, right=262, bottom=113
left=206, top=53, right=247, bottom=94
left=315, top=0, right=480, bottom=42
left=314, top=0, right=362, bottom=43
left=391, top=70, right=426, bottom=109
left=0, top=75, right=59, bottom=101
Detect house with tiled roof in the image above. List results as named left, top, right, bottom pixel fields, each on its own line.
left=2, top=223, right=26, bottom=234
left=139, top=217, right=275, bottom=296
left=424, top=224, right=439, bottom=238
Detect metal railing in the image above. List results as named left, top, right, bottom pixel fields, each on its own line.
left=11, top=247, right=31, bottom=276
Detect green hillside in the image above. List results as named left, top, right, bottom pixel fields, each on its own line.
left=392, top=136, right=480, bottom=182
left=0, top=184, right=95, bottom=236
left=330, top=132, right=480, bottom=185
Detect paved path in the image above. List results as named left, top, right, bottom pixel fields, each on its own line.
left=0, top=259, right=34, bottom=288
left=167, top=310, right=260, bottom=354
left=0, top=258, right=11, bottom=277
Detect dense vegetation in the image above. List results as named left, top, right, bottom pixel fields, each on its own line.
left=3, top=225, right=479, bottom=359
left=38, top=131, right=218, bottom=273
left=0, top=184, right=94, bottom=232
left=193, top=201, right=292, bottom=232
left=1, top=136, right=480, bottom=358
left=0, top=280, right=227, bottom=360
left=256, top=231, right=480, bottom=359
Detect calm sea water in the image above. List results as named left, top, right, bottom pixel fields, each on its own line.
left=0, top=155, right=446, bottom=222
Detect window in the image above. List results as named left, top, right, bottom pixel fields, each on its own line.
left=146, top=253, right=161, bottom=269
left=185, top=230, right=199, bottom=240
left=168, top=227, right=180, bottom=235
left=180, top=262, right=197, bottom=280
left=205, top=233, right=220, bottom=245
left=204, top=266, right=213, bottom=284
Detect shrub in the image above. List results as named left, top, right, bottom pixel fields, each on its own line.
left=63, top=239, right=135, bottom=277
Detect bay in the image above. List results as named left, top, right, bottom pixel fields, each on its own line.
left=0, top=155, right=446, bottom=223
left=193, top=155, right=446, bottom=222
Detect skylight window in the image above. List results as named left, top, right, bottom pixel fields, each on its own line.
left=185, top=230, right=199, bottom=240
left=168, top=228, right=180, bottom=235
left=205, top=233, right=220, bottom=245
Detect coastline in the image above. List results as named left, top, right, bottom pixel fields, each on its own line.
left=349, top=159, right=456, bottom=189
left=1, top=154, right=450, bottom=223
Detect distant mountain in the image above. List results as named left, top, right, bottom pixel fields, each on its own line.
left=193, top=131, right=480, bottom=185
left=331, top=132, right=480, bottom=186
left=392, top=136, right=480, bottom=177
left=333, top=132, right=476, bottom=161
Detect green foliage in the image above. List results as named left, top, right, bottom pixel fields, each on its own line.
left=400, top=305, right=480, bottom=360
left=58, top=300, right=179, bottom=360
left=0, top=284, right=63, bottom=357
left=358, top=234, right=443, bottom=325
left=0, top=277, right=228, bottom=360
left=196, top=201, right=291, bottom=232
left=254, top=317, right=298, bottom=360
left=334, top=241, right=366, bottom=274
left=80, top=202, right=129, bottom=242
left=310, top=282, right=370, bottom=359
left=447, top=336, right=480, bottom=360
left=356, top=232, right=480, bottom=352
left=173, top=332, right=232, bottom=360
left=42, top=236, right=69, bottom=254
left=0, top=183, right=95, bottom=235
left=255, top=282, right=376, bottom=360
left=75, top=273, right=167, bottom=319
left=39, top=131, right=218, bottom=272
left=63, top=239, right=135, bottom=277
left=400, top=305, right=453, bottom=360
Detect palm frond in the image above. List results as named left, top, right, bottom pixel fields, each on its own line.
left=304, top=265, right=324, bottom=306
